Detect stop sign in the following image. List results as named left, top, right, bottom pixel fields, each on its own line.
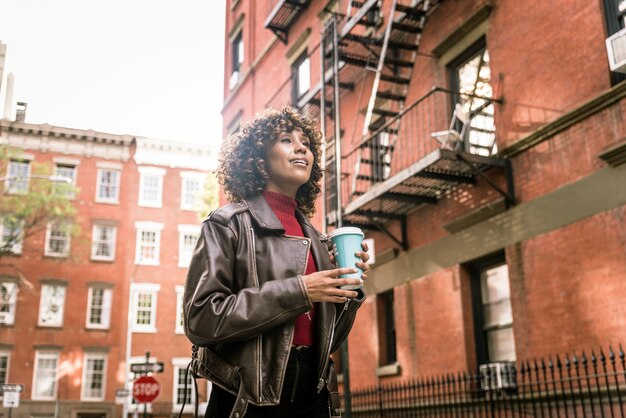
left=133, top=375, right=160, bottom=403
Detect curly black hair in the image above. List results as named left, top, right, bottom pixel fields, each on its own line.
left=217, top=107, right=323, bottom=218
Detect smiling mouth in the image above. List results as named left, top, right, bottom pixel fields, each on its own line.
left=290, top=159, right=309, bottom=166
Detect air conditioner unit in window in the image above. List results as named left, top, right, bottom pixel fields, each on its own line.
left=479, top=361, right=517, bottom=390
left=606, top=27, right=626, bottom=73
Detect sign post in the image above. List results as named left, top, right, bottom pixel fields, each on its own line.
left=1, top=384, right=24, bottom=418
left=131, top=352, right=161, bottom=418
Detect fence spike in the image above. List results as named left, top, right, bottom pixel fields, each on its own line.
left=591, top=349, right=597, bottom=364
left=556, top=354, right=563, bottom=370
left=619, top=343, right=624, bottom=361
left=581, top=350, right=588, bottom=367
left=572, top=352, right=579, bottom=366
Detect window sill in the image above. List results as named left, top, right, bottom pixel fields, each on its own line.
left=95, top=199, right=120, bottom=205
left=375, top=362, right=402, bottom=377
left=132, top=328, right=158, bottom=334
left=44, top=253, right=70, bottom=259
left=134, top=260, right=160, bottom=266
left=138, top=202, right=163, bottom=209
left=85, top=326, right=111, bottom=331
left=90, top=257, right=115, bottom=263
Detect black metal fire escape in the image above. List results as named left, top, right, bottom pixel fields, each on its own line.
left=319, top=0, right=515, bottom=251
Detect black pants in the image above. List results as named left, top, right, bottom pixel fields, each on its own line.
left=205, top=347, right=330, bottom=418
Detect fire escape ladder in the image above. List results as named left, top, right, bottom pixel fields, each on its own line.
left=353, top=0, right=434, bottom=196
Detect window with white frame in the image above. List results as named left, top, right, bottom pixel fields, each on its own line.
left=38, top=283, right=67, bottom=327
left=131, top=283, right=160, bottom=333
left=86, top=286, right=112, bottom=329
left=175, top=285, right=184, bottom=334
left=0, top=351, right=8, bottom=387
left=0, top=217, right=23, bottom=255
left=33, top=351, right=59, bottom=400
left=172, top=358, right=194, bottom=412
left=180, top=172, right=204, bottom=211
left=138, top=167, right=165, bottom=208
left=134, top=222, right=163, bottom=265
left=0, top=281, right=17, bottom=325
left=45, top=221, right=71, bottom=257
left=91, top=223, right=117, bottom=261
left=95, top=167, right=121, bottom=203
left=81, top=352, right=107, bottom=401
left=229, top=29, right=244, bottom=90
left=53, top=163, right=77, bottom=199
left=292, top=51, right=311, bottom=102
left=178, top=224, right=199, bottom=268
left=5, top=160, right=30, bottom=193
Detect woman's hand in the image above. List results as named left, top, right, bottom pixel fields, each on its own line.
left=302, top=268, right=363, bottom=303
left=355, top=240, right=371, bottom=281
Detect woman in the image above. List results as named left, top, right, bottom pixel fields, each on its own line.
left=183, top=107, right=370, bottom=418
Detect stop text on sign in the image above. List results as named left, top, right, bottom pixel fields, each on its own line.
left=132, top=376, right=160, bottom=403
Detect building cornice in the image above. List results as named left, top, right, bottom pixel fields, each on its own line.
left=134, top=137, right=214, bottom=170
left=0, top=119, right=134, bottom=161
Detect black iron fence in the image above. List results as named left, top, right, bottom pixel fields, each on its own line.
left=344, top=346, right=626, bottom=417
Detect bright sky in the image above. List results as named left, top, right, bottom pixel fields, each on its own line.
left=0, top=0, right=225, bottom=149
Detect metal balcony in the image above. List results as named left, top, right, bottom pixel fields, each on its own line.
left=264, top=0, right=311, bottom=44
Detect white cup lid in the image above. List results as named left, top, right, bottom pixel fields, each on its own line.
left=328, top=226, right=364, bottom=239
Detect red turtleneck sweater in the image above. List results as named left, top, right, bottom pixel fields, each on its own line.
left=262, top=190, right=316, bottom=347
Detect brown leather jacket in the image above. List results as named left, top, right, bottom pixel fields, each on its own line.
left=183, top=194, right=365, bottom=417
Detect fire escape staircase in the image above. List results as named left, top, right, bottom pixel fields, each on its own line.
left=353, top=0, right=434, bottom=197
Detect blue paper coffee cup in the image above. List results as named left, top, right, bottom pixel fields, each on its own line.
left=328, top=226, right=365, bottom=290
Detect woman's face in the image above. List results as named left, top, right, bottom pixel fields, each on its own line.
left=264, top=127, right=314, bottom=198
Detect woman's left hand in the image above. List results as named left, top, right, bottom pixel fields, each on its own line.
left=329, top=241, right=371, bottom=279
left=355, top=241, right=371, bottom=281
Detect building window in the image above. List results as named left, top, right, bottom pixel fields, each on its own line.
left=178, top=225, right=198, bottom=268
left=172, top=358, right=194, bottom=413
left=292, top=51, right=311, bottom=103
left=470, top=255, right=516, bottom=364
left=180, top=172, right=204, bottom=211
left=5, top=160, right=30, bottom=193
left=175, top=285, right=185, bottom=334
left=86, top=287, right=112, bottom=329
left=603, top=0, right=626, bottom=84
left=229, top=30, right=244, bottom=89
left=377, top=290, right=397, bottom=366
left=131, top=283, right=160, bottom=333
left=449, top=38, right=496, bottom=156
left=44, top=221, right=71, bottom=257
left=53, top=164, right=76, bottom=198
left=81, top=352, right=107, bottom=401
left=0, top=351, right=8, bottom=387
left=138, top=167, right=165, bottom=208
left=32, top=351, right=59, bottom=400
left=134, top=222, right=163, bottom=265
left=91, top=224, right=117, bottom=261
left=0, top=217, right=23, bottom=255
left=0, top=281, right=17, bottom=325
left=38, top=283, right=67, bottom=327
left=96, top=168, right=121, bottom=203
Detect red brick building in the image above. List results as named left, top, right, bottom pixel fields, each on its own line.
left=0, top=118, right=213, bottom=417
left=221, top=0, right=626, bottom=394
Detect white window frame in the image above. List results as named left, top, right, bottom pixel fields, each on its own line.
left=172, top=357, right=194, bottom=413
left=38, top=283, right=67, bottom=327
left=44, top=221, right=71, bottom=258
left=229, top=28, right=244, bottom=90
left=175, top=285, right=185, bottom=334
left=0, top=281, right=18, bottom=325
left=86, top=286, right=112, bottom=330
left=134, top=221, right=164, bottom=266
left=177, top=224, right=199, bottom=268
left=81, top=352, right=107, bottom=401
left=0, top=218, right=23, bottom=255
left=131, top=283, right=160, bottom=333
left=138, top=166, right=166, bottom=208
left=0, top=350, right=10, bottom=390
left=5, top=159, right=31, bottom=194
left=53, top=162, right=77, bottom=199
left=95, top=164, right=122, bottom=204
left=32, top=351, right=60, bottom=400
left=180, top=171, right=205, bottom=211
left=91, top=223, right=117, bottom=261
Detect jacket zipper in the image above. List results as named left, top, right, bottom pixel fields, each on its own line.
left=249, top=227, right=263, bottom=403
left=317, top=306, right=337, bottom=392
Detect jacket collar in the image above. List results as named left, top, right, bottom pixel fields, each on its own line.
left=243, top=194, right=326, bottom=239
left=244, top=194, right=285, bottom=231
